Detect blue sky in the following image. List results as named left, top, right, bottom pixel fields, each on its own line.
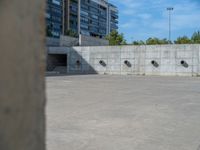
left=109, top=0, right=200, bottom=43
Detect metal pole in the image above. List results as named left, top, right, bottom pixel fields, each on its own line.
left=78, top=0, right=81, bottom=45
left=169, top=10, right=171, bottom=44
left=167, top=7, right=173, bottom=44
left=78, top=0, right=81, bottom=35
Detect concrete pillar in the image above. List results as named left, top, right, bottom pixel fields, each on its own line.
left=0, top=0, right=46, bottom=150
left=62, top=0, right=71, bottom=35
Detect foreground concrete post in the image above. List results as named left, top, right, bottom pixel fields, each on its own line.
left=0, top=0, right=46, bottom=150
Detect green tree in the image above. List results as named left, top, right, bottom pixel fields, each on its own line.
left=132, top=40, right=145, bottom=45
left=106, top=30, right=126, bottom=45
left=146, top=37, right=170, bottom=45
left=146, top=38, right=157, bottom=45
left=191, top=31, right=200, bottom=44
left=174, top=36, right=192, bottom=44
left=159, top=38, right=169, bottom=44
left=46, top=25, right=53, bottom=37
left=66, top=29, right=78, bottom=38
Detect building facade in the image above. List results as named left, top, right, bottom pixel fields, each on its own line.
left=107, top=3, right=118, bottom=33
left=46, top=0, right=118, bottom=38
left=66, top=0, right=118, bottom=38
left=46, top=0, right=63, bottom=38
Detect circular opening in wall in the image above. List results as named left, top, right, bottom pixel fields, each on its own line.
left=180, top=60, right=189, bottom=68
left=151, top=60, right=155, bottom=64
left=76, top=60, right=81, bottom=65
left=124, top=60, right=128, bottom=64
left=151, top=60, right=159, bottom=68
left=99, top=60, right=106, bottom=67
left=124, top=60, right=131, bottom=67
left=181, top=60, right=185, bottom=65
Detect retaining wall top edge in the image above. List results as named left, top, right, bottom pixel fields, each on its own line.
left=72, top=44, right=200, bottom=48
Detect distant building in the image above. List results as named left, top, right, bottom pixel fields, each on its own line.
left=46, top=0, right=63, bottom=38
left=107, top=3, right=119, bottom=33
left=46, top=0, right=118, bottom=38
left=64, top=0, right=118, bottom=38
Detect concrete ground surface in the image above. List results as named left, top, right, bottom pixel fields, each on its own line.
left=46, top=75, right=200, bottom=150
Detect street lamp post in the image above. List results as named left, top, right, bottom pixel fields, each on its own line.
left=78, top=0, right=81, bottom=45
left=167, top=7, right=174, bottom=44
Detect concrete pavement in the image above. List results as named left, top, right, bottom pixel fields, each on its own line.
left=46, top=75, right=200, bottom=150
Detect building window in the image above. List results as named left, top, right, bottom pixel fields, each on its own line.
left=81, top=10, right=89, bottom=16
left=52, top=0, right=61, bottom=5
left=91, top=15, right=98, bottom=19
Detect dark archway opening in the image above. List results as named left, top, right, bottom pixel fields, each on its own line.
left=47, top=54, right=67, bottom=73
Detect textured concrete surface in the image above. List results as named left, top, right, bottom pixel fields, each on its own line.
left=0, top=0, right=46, bottom=150
left=79, top=34, right=109, bottom=46
left=46, top=35, right=108, bottom=47
left=47, top=75, right=200, bottom=150
left=48, top=45, right=200, bottom=76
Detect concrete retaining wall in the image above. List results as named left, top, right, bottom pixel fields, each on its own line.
left=46, top=37, right=60, bottom=46
left=46, top=35, right=109, bottom=47
left=79, top=35, right=109, bottom=46
left=46, top=35, right=78, bottom=47
left=48, top=45, right=200, bottom=76
left=60, top=35, right=79, bottom=47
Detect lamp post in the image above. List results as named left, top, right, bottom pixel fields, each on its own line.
left=78, top=0, right=81, bottom=45
left=167, top=7, right=174, bottom=44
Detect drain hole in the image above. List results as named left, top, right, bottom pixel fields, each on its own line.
left=151, top=60, right=159, bottom=68
left=124, top=60, right=131, bottom=67
left=180, top=60, right=189, bottom=68
left=99, top=60, right=106, bottom=67
left=76, top=60, right=81, bottom=65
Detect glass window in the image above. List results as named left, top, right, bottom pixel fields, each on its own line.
left=52, top=0, right=61, bottom=5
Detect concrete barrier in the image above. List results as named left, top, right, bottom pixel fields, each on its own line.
left=0, top=0, right=46, bottom=150
left=60, top=35, right=79, bottom=47
left=46, top=37, right=60, bottom=46
left=48, top=45, right=200, bottom=76
left=79, top=34, right=109, bottom=46
left=46, top=35, right=109, bottom=47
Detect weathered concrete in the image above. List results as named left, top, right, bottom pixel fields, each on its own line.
left=46, top=36, right=78, bottom=47
left=47, top=75, right=200, bottom=150
left=60, top=35, right=79, bottom=47
left=46, top=37, right=60, bottom=47
left=79, top=34, right=109, bottom=46
left=48, top=45, right=200, bottom=76
left=0, top=0, right=46, bottom=150
left=46, top=35, right=109, bottom=47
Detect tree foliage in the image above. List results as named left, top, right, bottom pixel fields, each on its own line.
left=174, top=36, right=192, bottom=44
left=191, top=31, right=200, bottom=44
left=158, top=38, right=169, bottom=44
left=132, top=38, right=169, bottom=45
left=106, top=30, right=126, bottom=45
left=131, top=31, right=200, bottom=45
left=132, top=40, right=145, bottom=45
left=46, top=26, right=53, bottom=37
left=66, top=29, right=78, bottom=38
left=146, top=38, right=169, bottom=45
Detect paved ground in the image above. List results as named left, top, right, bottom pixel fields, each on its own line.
left=46, top=75, right=200, bottom=150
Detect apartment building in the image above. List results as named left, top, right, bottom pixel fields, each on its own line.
left=64, top=0, right=118, bottom=38
left=46, top=0, right=63, bottom=38
left=46, top=0, right=118, bottom=38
